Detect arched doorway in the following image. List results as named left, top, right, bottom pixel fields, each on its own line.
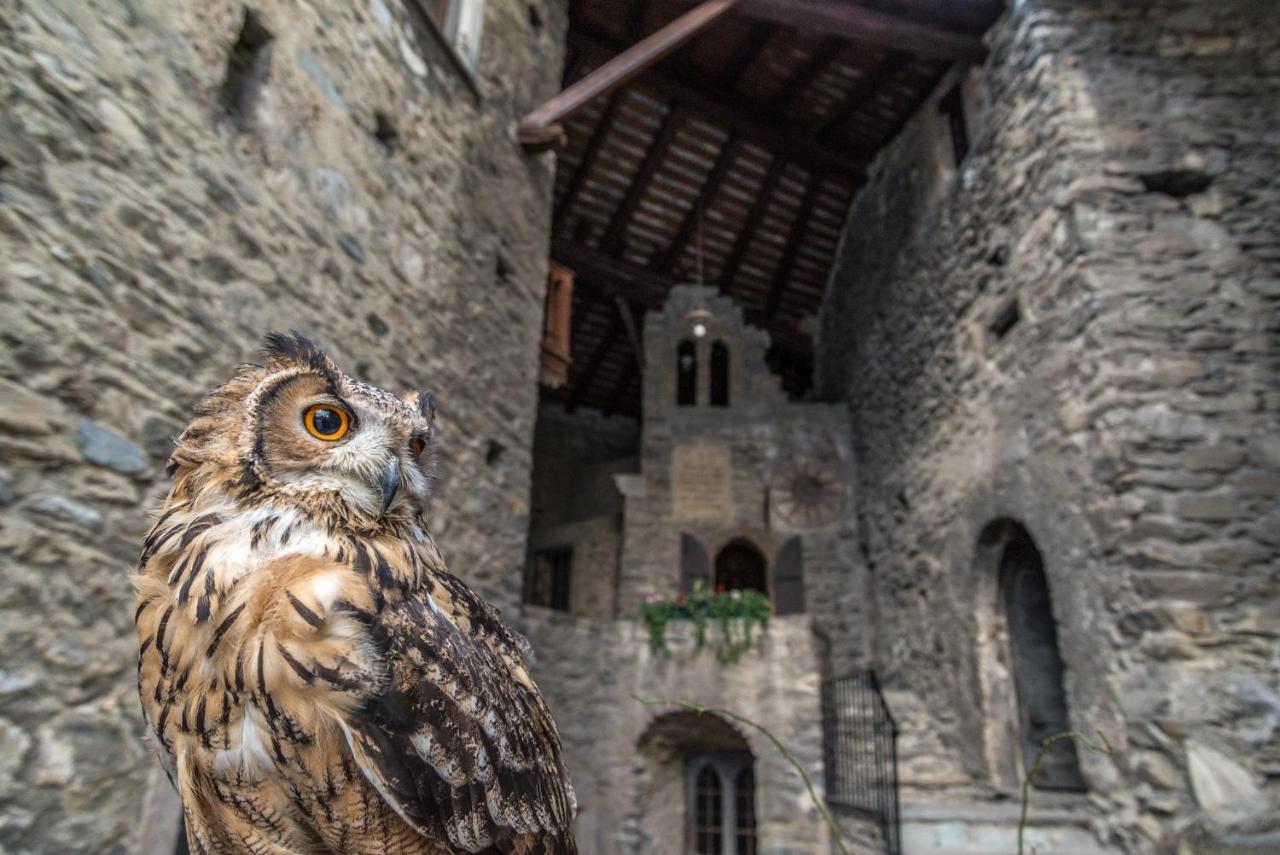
left=635, top=712, right=757, bottom=855
left=714, top=539, right=767, bottom=595
left=978, top=520, right=1085, bottom=792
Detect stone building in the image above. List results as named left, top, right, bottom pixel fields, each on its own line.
left=0, top=1, right=1277, bottom=854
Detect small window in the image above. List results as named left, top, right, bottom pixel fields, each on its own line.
left=677, top=339, right=697, bottom=406
left=526, top=546, right=571, bottom=612
left=540, top=262, right=574, bottom=389
left=710, top=341, right=729, bottom=407
left=940, top=83, right=969, bottom=167
left=425, top=0, right=486, bottom=72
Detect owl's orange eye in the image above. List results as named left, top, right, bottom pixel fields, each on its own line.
left=303, top=405, right=350, bottom=441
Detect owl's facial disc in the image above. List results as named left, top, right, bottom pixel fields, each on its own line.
left=253, top=370, right=434, bottom=521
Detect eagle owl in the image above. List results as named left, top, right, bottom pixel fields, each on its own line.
left=134, top=332, right=576, bottom=854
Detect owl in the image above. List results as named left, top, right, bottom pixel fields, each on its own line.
left=134, top=332, right=576, bottom=854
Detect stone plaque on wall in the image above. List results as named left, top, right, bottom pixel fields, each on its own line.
left=672, top=442, right=732, bottom=521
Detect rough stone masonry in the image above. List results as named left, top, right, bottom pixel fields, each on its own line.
left=818, top=0, right=1279, bottom=850
left=0, top=0, right=566, bottom=850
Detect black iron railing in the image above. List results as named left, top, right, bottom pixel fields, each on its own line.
left=821, top=671, right=901, bottom=854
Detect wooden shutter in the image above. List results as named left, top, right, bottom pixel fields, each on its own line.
left=773, top=536, right=804, bottom=615
left=680, top=533, right=710, bottom=593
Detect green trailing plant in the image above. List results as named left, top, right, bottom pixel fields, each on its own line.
left=639, top=581, right=770, bottom=662
left=1017, top=730, right=1113, bottom=855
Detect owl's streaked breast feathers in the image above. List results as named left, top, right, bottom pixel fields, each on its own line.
left=134, top=332, right=576, bottom=854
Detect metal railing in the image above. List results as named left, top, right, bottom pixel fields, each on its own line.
left=821, top=671, right=901, bottom=854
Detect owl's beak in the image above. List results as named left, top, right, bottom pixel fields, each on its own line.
left=378, top=457, right=401, bottom=519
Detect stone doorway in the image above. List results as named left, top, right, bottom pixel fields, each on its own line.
left=633, top=711, right=756, bottom=855
left=974, top=519, right=1085, bottom=793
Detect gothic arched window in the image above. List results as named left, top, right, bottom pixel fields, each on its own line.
left=687, top=754, right=755, bottom=855
left=692, top=764, right=722, bottom=854
left=710, top=341, right=729, bottom=407
left=677, top=339, right=697, bottom=406
left=999, top=524, right=1086, bottom=791
left=733, top=766, right=757, bottom=855
left=714, top=539, right=767, bottom=596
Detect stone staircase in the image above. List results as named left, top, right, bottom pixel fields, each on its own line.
left=899, top=799, right=1117, bottom=855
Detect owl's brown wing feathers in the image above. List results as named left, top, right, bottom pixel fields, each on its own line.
left=339, top=580, right=576, bottom=855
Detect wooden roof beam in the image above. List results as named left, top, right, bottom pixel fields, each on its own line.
left=601, top=104, right=684, bottom=254
left=769, top=38, right=844, bottom=109
left=765, top=170, right=824, bottom=317
left=655, top=131, right=744, bottom=277
left=813, top=50, right=911, bottom=143
left=719, top=156, right=787, bottom=297
left=671, top=0, right=987, bottom=62
left=552, top=239, right=813, bottom=355
left=721, top=22, right=773, bottom=90
left=553, top=92, right=626, bottom=234
left=566, top=310, right=624, bottom=411
left=603, top=369, right=639, bottom=416
left=518, top=0, right=740, bottom=150
left=614, top=295, right=645, bottom=370
left=568, top=29, right=863, bottom=177
left=552, top=239, right=671, bottom=308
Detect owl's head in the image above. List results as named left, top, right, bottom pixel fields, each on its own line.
left=170, top=331, right=436, bottom=528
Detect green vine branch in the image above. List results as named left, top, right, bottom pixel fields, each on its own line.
left=1017, top=730, right=1113, bottom=855
left=633, top=694, right=855, bottom=855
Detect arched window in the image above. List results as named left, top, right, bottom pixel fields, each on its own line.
left=692, top=764, right=722, bottom=854
left=687, top=753, right=756, bottom=855
left=677, top=339, right=697, bottom=406
left=710, top=341, right=729, bottom=407
left=733, top=766, right=757, bottom=855
left=714, top=539, right=767, bottom=595
left=999, top=525, right=1085, bottom=791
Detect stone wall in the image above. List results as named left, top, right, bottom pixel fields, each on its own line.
left=525, top=402, right=637, bottom=616
left=517, top=287, right=872, bottom=852
left=817, top=0, right=1279, bottom=851
left=0, top=0, right=566, bottom=850
left=514, top=611, right=833, bottom=855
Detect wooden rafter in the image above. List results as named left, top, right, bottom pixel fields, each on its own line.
left=814, top=50, right=910, bottom=142
left=603, top=370, right=638, bottom=416
left=769, top=38, right=843, bottom=109
left=553, top=239, right=669, bottom=307
left=765, top=170, right=824, bottom=317
left=719, top=156, right=787, bottom=296
left=601, top=103, right=684, bottom=254
left=566, top=309, right=623, bottom=410
left=670, top=0, right=987, bottom=61
left=655, top=131, right=744, bottom=276
left=553, top=91, right=626, bottom=234
left=568, top=29, right=862, bottom=176
left=553, top=239, right=812, bottom=355
left=518, top=0, right=740, bottom=150
left=614, top=296, right=645, bottom=369
left=721, top=22, right=773, bottom=90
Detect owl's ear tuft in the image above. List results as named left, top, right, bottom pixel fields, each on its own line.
left=417, top=391, right=437, bottom=423
left=262, top=330, right=331, bottom=372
